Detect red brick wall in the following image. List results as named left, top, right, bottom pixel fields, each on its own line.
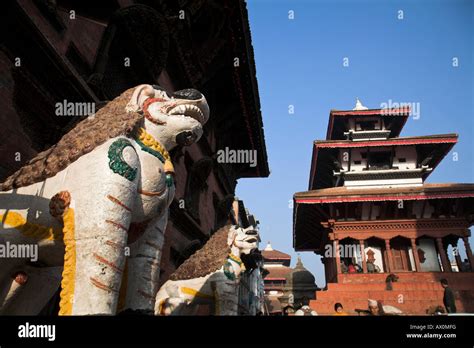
left=311, top=272, right=474, bottom=314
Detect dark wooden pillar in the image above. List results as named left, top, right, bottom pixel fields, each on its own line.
left=410, top=238, right=422, bottom=272
left=334, top=239, right=342, bottom=275
left=385, top=239, right=394, bottom=272
left=359, top=239, right=367, bottom=273
left=436, top=237, right=452, bottom=272
left=450, top=240, right=462, bottom=272
left=462, top=236, right=474, bottom=271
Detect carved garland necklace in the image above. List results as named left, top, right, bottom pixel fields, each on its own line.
left=224, top=252, right=245, bottom=281
left=135, top=127, right=175, bottom=187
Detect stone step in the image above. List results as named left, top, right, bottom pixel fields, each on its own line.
left=318, top=296, right=443, bottom=310
left=311, top=289, right=471, bottom=314
left=311, top=273, right=474, bottom=314
left=337, top=272, right=474, bottom=285
left=310, top=297, right=448, bottom=314
left=328, top=280, right=474, bottom=291
left=316, top=290, right=444, bottom=302
left=327, top=282, right=445, bottom=291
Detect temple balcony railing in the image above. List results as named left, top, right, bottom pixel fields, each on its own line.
left=334, top=167, right=432, bottom=180
left=344, top=129, right=391, bottom=141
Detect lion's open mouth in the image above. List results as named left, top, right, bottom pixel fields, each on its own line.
left=245, top=238, right=258, bottom=244
left=168, top=104, right=204, bottom=124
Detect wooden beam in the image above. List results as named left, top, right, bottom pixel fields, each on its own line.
left=390, top=145, right=395, bottom=168
left=366, top=146, right=370, bottom=170
left=411, top=238, right=422, bottom=272
left=405, top=200, right=412, bottom=219
left=329, top=204, right=335, bottom=219
left=380, top=201, right=387, bottom=220
left=433, top=199, right=441, bottom=218
left=394, top=201, right=399, bottom=219
left=455, top=198, right=462, bottom=218
left=436, top=237, right=452, bottom=272
left=356, top=202, right=363, bottom=220
left=360, top=239, right=367, bottom=273
left=420, top=199, right=427, bottom=219
left=462, top=237, right=474, bottom=271
left=348, top=148, right=352, bottom=172
left=334, top=239, right=342, bottom=275
left=314, top=205, right=330, bottom=219
left=385, top=239, right=394, bottom=272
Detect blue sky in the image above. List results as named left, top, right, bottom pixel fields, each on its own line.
left=236, top=0, right=474, bottom=286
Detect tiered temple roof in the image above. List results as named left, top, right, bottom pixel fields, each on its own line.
left=309, top=134, right=458, bottom=190
left=262, top=243, right=291, bottom=265
left=326, top=107, right=410, bottom=140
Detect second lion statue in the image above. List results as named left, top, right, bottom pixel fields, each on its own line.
left=0, top=84, right=209, bottom=315
left=155, top=225, right=259, bottom=315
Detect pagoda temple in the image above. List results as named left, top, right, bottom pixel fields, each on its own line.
left=293, top=99, right=474, bottom=314
left=261, top=244, right=318, bottom=315
left=261, top=242, right=292, bottom=315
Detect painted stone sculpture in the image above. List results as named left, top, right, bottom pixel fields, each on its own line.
left=155, top=225, right=259, bottom=315
left=0, top=84, right=209, bottom=315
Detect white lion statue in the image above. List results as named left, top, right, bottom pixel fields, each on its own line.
left=155, top=225, right=259, bottom=315
left=0, top=84, right=209, bottom=315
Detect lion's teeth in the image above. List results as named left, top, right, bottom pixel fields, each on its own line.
left=168, top=104, right=204, bottom=123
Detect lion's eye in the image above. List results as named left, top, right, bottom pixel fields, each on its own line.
left=152, top=84, right=171, bottom=99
